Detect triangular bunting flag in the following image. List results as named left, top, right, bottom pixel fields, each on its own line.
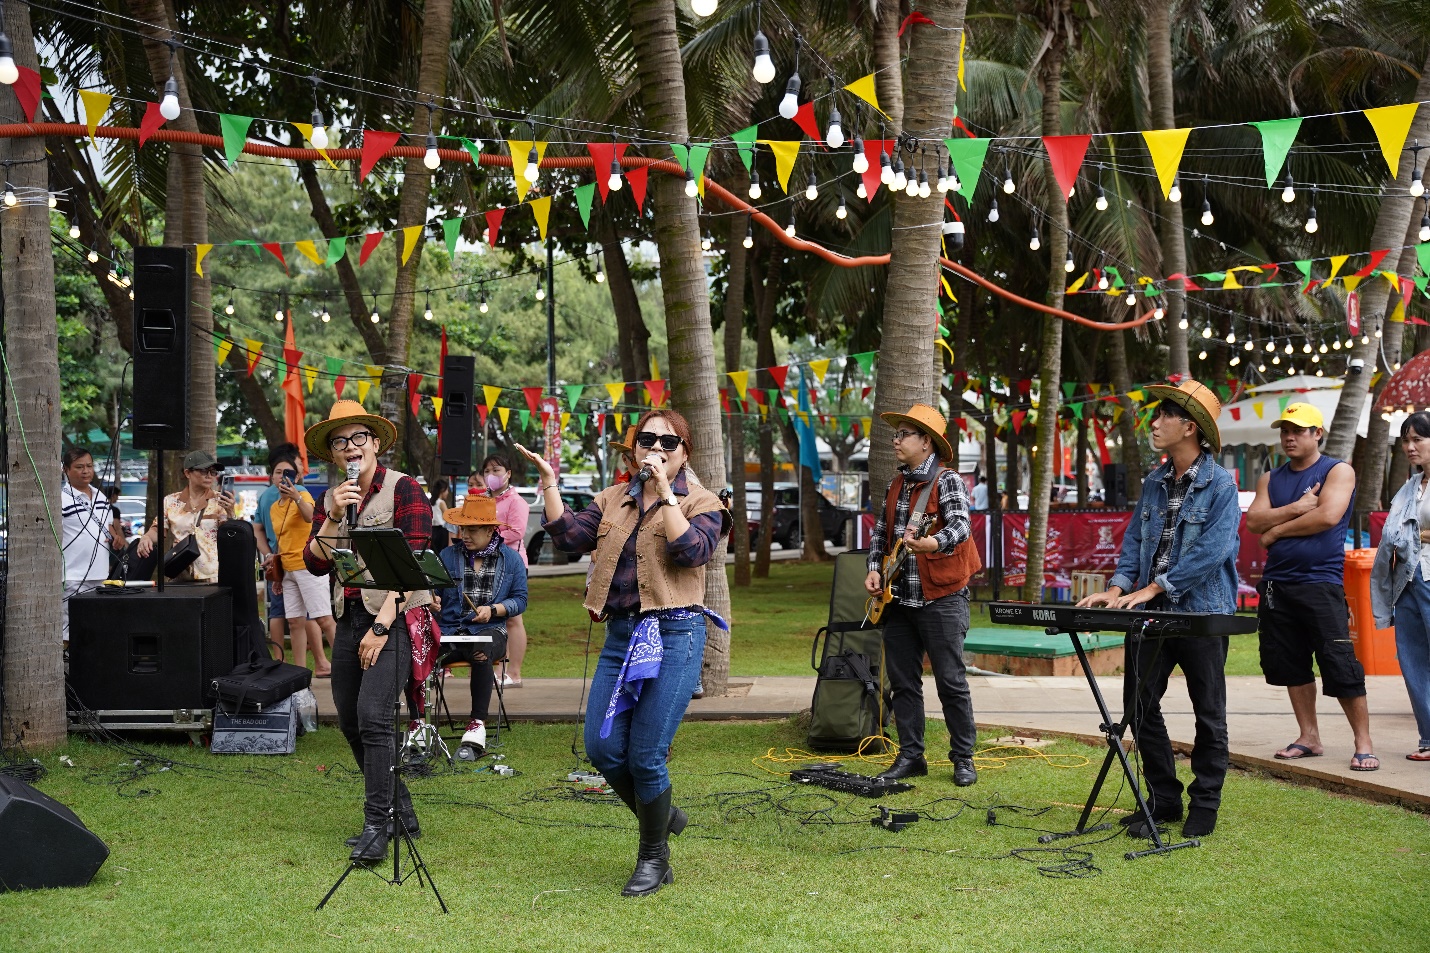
left=843, top=74, right=890, bottom=119
left=587, top=142, right=630, bottom=203
left=291, top=122, right=338, bottom=168
left=194, top=244, right=213, bottom=277
left=605, top=382, right=625, bottom=406
left=1043, top=135, right=1091, bottom=200
left=302, top=364, right=318, bottom=392
left=627, top=165, right=649, bottom=214
left=401, top=224, right=423, bottom=265
left=791, top=101, right=823, bottom=146
left=1141, top=128, right=1192, bottom=198
left=325, top=236, right=347, bottom=266
left=853, top=351, right=876, bottom=376
left=808, top=359, right=830, bottom=383
left=79, top=90, right=112, bottom=144
left=728, top=370, right=749, bottom=399
left=768, top=365, right=790, bottom=390
left=1250, top=117, right=1302, bottom=188
left=358, top=379, right=372, bottom=403
left=359, top=130, right=401, bottom=181
left=215, top=338, right=234, bottom=365
left=758, top=140, right=802, bottom=192
left=431, top=396, right=443, bottom=420
left=359, top=231, right=385, bottom=266
left=574, top=182, right=596, bottom=228
left=407, top=373, right=423, bottom=417
left=522, top=386, right=543, bottom=414
left=261, top=243, right=288, bottom=274
left=243, top=339, right=263, bottom=377
left=498, top=407, right=511, bottom=429
left=218, top=114, right=255, bottom=165
left=1364, top=103, right=1419, bottom=176
left=506, top=140, right=549, bottom=200
left=13, top=67, right=40, bottom=123
left=443, top=218, right=461, bottom=259
left=529, top=195, right=552, bottom=240
left=518, top=409, right=531, bottom=430
left=483, top=385, right=502, bottom=411
left=563, top=384, right=585, bottom=409
left=485, top=208, right=505, bottom=248
left=645, top=380, right=667, bottom=407
left=731, top=125, right=758, bottom=172
left=295, top=240, right=324, bottom=266
left=944, top=137, right=992, bottom=202
left=137, top=102, right=167, bottom=148
left=1353, top=249, right=1390, bottom=278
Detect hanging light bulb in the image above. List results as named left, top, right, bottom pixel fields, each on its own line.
left=87, top=245, right=99, bottom=264
left=309, top=113, right=329, bottom=150
left=1305, top=190, right=1319, bottom=233
left=700, top=237, right=712, bottom=251
left=1126, top=293, right=1138, bottom=306
left=1244, top=340, right=1254, bottom=351
left=743, top=220, right=754, bottom=248
left=751, top=30, right=776, bottom=84
left=1360, top=333, right=1370, bottom=345
left=1419, top=209, right=1430, bottom=243
left=479, top=289, right=489, bottom=313
left=836, top=194, right=848, bottom=220
left=274, top=306, right=285, bottom=322
left=904, top=169, right=920, bottom=197
left=1064, top=250, right=1075, bottom=273
left=1029, top=228, right=1041, bottom=251
left=535, top=275, right=546, bottom=301
left=1258, top=362, right=1267, bottom=373
left=749, top=169, right=762, bottom=200
left=825, top=105, right=844, bottom=149
left=1230, top=355, right=1241, bottom=367
left=1154, top=306, right=1165, bottom=321
left=778, top=72, right=801, bottom=120
left=369, top=294, right=381, bottom=323
left=691, top=0, right=719, bottom=16
left=1168, top=173, right=1182, bottom=204
left=1202, top=325, right=1213, bottom=339
left=1318, top=342, right=1328, bottom=353
left=423, top=130, right=441, bottom=170
left=1198, top=349, right=1208, bottom=360
left=1285, top=341, right=1294, bottom=354
left=3, top=185, right=15, bottom=208
left=320, top=303, right=331, bottom=323
left=595, top=258, right=606, bottom=283
left=1413, top=165, right=1426, bottom=198
left=879, top=149, right=893, bottom=185
left=1002, top=166, right=1015, bottom=194
left=1272, top=353, right=1281, bottom=365
left=1311, top=352, right=1320, bottom=363
left=1200, top=195, right=1214, bottom=226
left=1281, top=169, right=1295, bottom=203
left=1332, top=338, right=1342, bottom=350
left=856, top=181, right=868, bottom=199
left=68, top=222, right=80, bottom=239
left=936, top=157, right=948, bottom=193
left=1316, top=367, right=1325, bottom=377
left=1098, top=272, right=1110, bottom=291
left=1178, top=316, right=1189, bottom=330
left=852, top=138, right=869, bottom=175
left=1302, top=341, right=1312, bottom=354
left=1226, top=331, right=1236, bottom=344
left=1375, top=325, right=1382, bottom=338
left=987, top=198, right=1000, bottom=223
left=0, top=31, right=18, bottom=86
left=918, top=169, right=931, bottom=199
left=805, top=170, right=818, bottom=201
left=785, top=220, right=796, bottom=238
left=423, top=291, right=433, bottom=321
left=223, top=296, right=235, bottom=316
left=1266, top=339, right=1276, bottom=351
left=684, top=168, right=698, bottom=198
left=1095, top=186, right=1108, bottom=211
left=46, top=192, right=56, bottom=209
left=892, top=157, right=907, bottom=192
left=523, top=145, right=540, bottom=183
left=159, top=74, right=181, bottom=121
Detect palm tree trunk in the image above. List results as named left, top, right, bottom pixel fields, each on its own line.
left=1107, top=327, right=1143, bottom=501
left=867, top=0, right=967, bottom=497
left=1021, top=6, right=1070, bottom=601
left=1327, top=52, right=1430, bottom=461
left=1, top=3, right=64, bottom=748
left=1145, top=0, right=1189, bottom=380
left=722, top=189, right=752, bottom=587
left=872, top=0, right=905, bottom=130
left=598, top=211, right=651, bottom=384
left=628, top=0, right=731, bottom=688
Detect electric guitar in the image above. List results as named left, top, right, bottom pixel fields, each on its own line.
left=865, top=514, right=934, bottom=625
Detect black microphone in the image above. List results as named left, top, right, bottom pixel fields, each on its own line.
left=344, top=460, right=360, bottom=528
left=636, top=465, right=654, bottom=483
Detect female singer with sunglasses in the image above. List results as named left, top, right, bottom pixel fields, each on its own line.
left=516, top=409, right=730, bottom=897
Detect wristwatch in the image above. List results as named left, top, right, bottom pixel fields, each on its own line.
left=663, top=494, right=679, bottom=507
left=371, top=621, right=390, bottom=637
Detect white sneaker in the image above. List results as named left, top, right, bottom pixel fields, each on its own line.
left=458, top=720, right=486, bottom=761
left=499, top=674, right=522, bottom=688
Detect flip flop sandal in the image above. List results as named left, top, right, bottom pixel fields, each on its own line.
left=1407, top=748, right=1430, bottom=762
left=1350, top=753, right=1380, bottom=771
left=1274, top=743, right=1322, bottom=760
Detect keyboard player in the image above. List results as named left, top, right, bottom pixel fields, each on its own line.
left=1076, top=380, right=1241, bottom=841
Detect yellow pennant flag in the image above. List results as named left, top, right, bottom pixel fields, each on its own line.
left=1222, top=271, right=1242, bottom=290
left=365, top=365, right=384, bottom=388
left=401, top=225, right=423, bottom=265
left=194, top=243, right=213, bottom=276
left=1067, top=271, right=1089, bottom=294
left=358, top=379, right=372, bottom=403
left=560, top=412, right=570, bottom=431
left=1322, top=254, right=1350, bottom=289
left=528, top=195, right=552, bottom=240
left=1090, top=383, right=1103, bottom=395
left=940, top=273, right=956, bottom=302
left=295, top=240, right=325, bottom=266
left=1364, top=103, right=1419, bottom=176
left=1252, top=401, right=1264, bottom=419
left=506, top=140, right=549, bottom=201
left=758, top=140, right=802, bottom=193
left=1342, top=275, right=1364, bottom=292
left=290, top=122, right=339, bottom=169
left=842, top=74, right=890, bottom=120
left=808, top=359, right=830, bottom=383
left=79, top=90, right=112, bottom=144
left=1128, top=389, right=1145, bottom=401
left=483, top=385, right=502, bottom=411
left=605, top=381, right=625, bottom=406
left=612, top=411, right=623, bottom=432
left=215, top=338, right=234, bottom=365
left=1381, top=271, right=1401, bottom=293
left=650, top=355, right=661, bottom=380
left=728, top=370, right=750, bottom=399
left=431, top=396, right=444, bottom=420
left=302, top=364, right=318, bottom=392
left=958, top=29, right=967, bottom=91
left=1141, top=128, right=1192, bottom=198
left=498, top=407, right=511, bottom=429
left=861, top=416, right=873, bottom=435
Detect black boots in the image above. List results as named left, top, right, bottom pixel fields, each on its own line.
left=348, top=824, right=389, bottom=863
left=622, top=786, right=675, bottom=897
left=605, top=773, right=688, bottom=837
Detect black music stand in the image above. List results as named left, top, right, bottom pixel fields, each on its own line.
left=1038, top=620, right=1199, bottom=860
left=316, top=528, right=454, bottom=912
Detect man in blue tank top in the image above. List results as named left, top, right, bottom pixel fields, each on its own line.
left=1247, top=402, right=1378, bottom=772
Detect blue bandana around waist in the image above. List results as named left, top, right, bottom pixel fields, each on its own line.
left=600, top=606, right=729, bottom=738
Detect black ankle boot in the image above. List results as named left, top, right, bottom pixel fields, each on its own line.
left=622, top=787, right=675, bottom=897
left=606, top=774, right=687, bottom=836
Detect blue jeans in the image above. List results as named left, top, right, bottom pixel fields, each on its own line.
left=585, top=613, right=707, bottom=804
left=1394, top=565, right=1430, bottom=748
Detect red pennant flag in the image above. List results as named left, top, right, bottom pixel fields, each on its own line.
left=407, top=372, right=423, bottom=417
left=1229, top=407, right=1242, bottom=421
left=245, top=345, right=261, bottom=378
left=861, top=386, right=871, bottom=400
left=1166, top=273, right=1204, bottom=291
left=644, top=379, right=667, bottom=407
left=898, top=10, right=936, bottom=35
left=485, top=208, right=505, bottom=248
left=137, top=102, right=166, bottom=147
left=767, top=365, right=790, bottom=390
left=14, top=66, right=42, bottom=123
left=1352, top=249, right=1390, bottom=278
left=627, top=165, right=649, bottom=214
left=359, top=130, right=401, bottom=181
left=359, top=231, right=385, bottom=266
left=261, top=242, right=288, bottom=274
left=477, top=404, right=489, bottom=427
left=1011, top=409, right=1027, bottom=433
left=1043, top=134, right=1091, bottom=201
left=587, top=142, right=630, bottom=203
left=522, top=386, right=543, bottom=414
left=1017, top=379, right=1033, bottom=395
left=791, top=101, right=823, bottom=146
left=719, top=388, right=731, bottom=413
left=594, top=412, right=605, bottom=433
left=334, top=375, right=347, bottom=399
left=860, top=139, right=894, bottom=203
left=951, top=116, right=976, bottom=138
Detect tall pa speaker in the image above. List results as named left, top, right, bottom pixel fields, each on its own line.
left=218, top=519, right=267, bottom=661
left=67, top=587, right=234, bottom=712
left=1103, top=463, right=1129, bottom=508
left=0, top=776, right=109, bottom=890
left=132, top=246, right=191, bottom=450
left=439, top=355, right=475, bottom=477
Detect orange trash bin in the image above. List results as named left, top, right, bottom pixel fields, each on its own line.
left=1344, top=549, right=1400, bottom=676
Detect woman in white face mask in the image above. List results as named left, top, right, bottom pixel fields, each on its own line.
left=474, top=453, right=531, bottom=686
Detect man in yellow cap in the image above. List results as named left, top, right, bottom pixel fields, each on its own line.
left=1246, top=401, right=1377, bottom=772
left=863, top=404, right=981, bottom=787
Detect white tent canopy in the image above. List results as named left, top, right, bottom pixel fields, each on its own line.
left=1216, top=376, right=1384, bottom=447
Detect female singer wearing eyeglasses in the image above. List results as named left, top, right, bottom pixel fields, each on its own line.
left=516, top=409, right=730, bottom=897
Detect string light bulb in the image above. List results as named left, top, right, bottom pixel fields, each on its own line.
left=785, top=220, right=796, bottom=238
left=1302, top=341, right=1311, bottom=354
left=805, top=170, right=818, bottom=201
left=608, top=157, right=624, bottom=193
left=778, top=71, right=801, bottom=120
left=423, top=291, right=433, bottom=321
left=1154, top=306, right=1165, bottom=321
left=3, top=185, right=15, bottom=208
left=224, top=296, right=235, bottom=315
left=46, top=192, right=56, bottom=209
left=1178, top=316, right=1189, bottom=330
left=1419, top=207, right=1430, bottom=243
left=320, top=301, right=331, bottom=323
left=1226, top=331, right=1236, bottom=344
left=856, top=181, right=868, bottom=199
left=1258, top=362, right=1267, bottom=373
left=1202, top=325, right=1213, bottom=338
left=1332, top=338, right=1342, bottom=350
left=1305, top=188, right=1319, bottom=233
left=274, top=306, right=284, bottom=322
left=904, top=168, right=920, bottom=197
left=918, top=169, right=931, bottom=199
left=987, top=198, right=1000, bottom=223
left=1198, top=349, right=1208, bottom=360
left=836, top=194, right=847, bottom=220
left=751, top=30, right=776, bottom=84
left=423, top=130, right=441, bottom=170
left=1281, top=169, right=1295, bottom=203
left=1319, top=342, right=1328, bottom=354
left=479, top=289, right=489, bottom=313
left=535, top=276, right=546, bottom=301
left=1230, top=355, right=1241, bottom=367
left=700, top=237, right=712, bottom=252
left=1064, top=250, right=1075, bottom=273
left=159, top=75, right=181, bottom=121
left=691, top=0, right=719, bottom=16
left=1244, top=340, right=1254, bottom=351
left=1412, top=153, right=1426, bottom=198
left=0, top=30, right=18, bottom=85
left=1285, top=341, right=1294, bottom=354
left=369, top=294, right=380, bottom=323
left=1126, top=293, right=1138, bottom=306
left=1029, top=228, right=1040, bottom=251
left=879, top=149, right=893, bottom=185
left=852, top=138, right=869, bottom=174
left=1095, top=186, right=1108, bottom=211
left=936, top=157, right=948, bottom=193
left=1266, top=339, right=1276, bottom=351
left=87, top=246, right=99, bottom=264
left=825, top=105, right=844, bottom=149
left=892, top=156, right=907, bottom=192
left=1002, top=166, right=1015, bottom=194
left=523, top=145, right=540, bottom=183
left=309, top=115, right=328, bottom=150
left=1168, top=173, right=1182, bottom=204
left=743, top=220, right=754, bottom=248
left=1098, top=271, right=1110, bottom=291
left=749, top=169, right=762, bottom=200
left=595, top=260, right=605, bottom=283
left=684, top=168, right=697, bottom=198
left=1200, top=195, right=1214, bottom=226
left=68, top=221, right=80, bottom=239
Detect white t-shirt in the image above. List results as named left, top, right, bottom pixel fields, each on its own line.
left=61, top=482, right=115, bottom=583
left=970, top=482, right=988, bottom=510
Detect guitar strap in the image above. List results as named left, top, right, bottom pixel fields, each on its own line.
left=908, top=468, right=940, bottom=530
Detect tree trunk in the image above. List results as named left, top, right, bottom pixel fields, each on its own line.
left=867, top=0, right=967, bottom=498
left=1145, top=0, right=1190, bottom=380
left=1076, top=412, right=1090, bottom=505
left=1021, top=7, right=1070, bottom=601
left=629, top=0, right=731, bottom=692
left=722, top=191, right=752, bottom=587
left=1, top=3, right=64, bottom=748
left=872, top=0, right=905, bottom=131
left=1327, top=49, right=1430, bottom=460
left=599, top=211, right=651, bottom=384
left=1107, top=327, right=1143, bottom=500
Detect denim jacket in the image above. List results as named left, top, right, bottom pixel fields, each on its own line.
left=1108, top=452, right=1241, bottom=614
left=435, top=541, right=529, bottom=635
left=1370, top=472, right=1426, bottom=628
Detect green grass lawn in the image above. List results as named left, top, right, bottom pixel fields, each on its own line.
left=8, top=720, right=1426, bottom=953
left=522, top=560, right=1267, bottom=678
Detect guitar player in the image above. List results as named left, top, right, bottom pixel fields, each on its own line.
left=864, top=404, right=980, bottom=787
left=1076, top=380, right=1242, bottom=841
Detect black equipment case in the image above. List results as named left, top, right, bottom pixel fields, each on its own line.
left=211, top=656, right=312, bottom=713
left=807, top=550, right=893, bottom=753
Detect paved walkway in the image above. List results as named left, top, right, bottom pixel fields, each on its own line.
left=308, top=673, right=1429, bottom=808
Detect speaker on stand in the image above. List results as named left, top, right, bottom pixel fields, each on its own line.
left=439, top=355, right=475, bottom=478
left=1103, top=463, right=1128, bottom=508
left=131, top=246, right=191, bottom=452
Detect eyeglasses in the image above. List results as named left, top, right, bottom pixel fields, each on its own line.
left=193, top=466, right=222, bottom=475
left=892, top=429, right=922, bottom=442
left=635, top=432, right=683, bottom=452
left=328, top=431, right=376, bottom=452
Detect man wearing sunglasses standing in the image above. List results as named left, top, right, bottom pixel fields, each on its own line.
left=864, top=404, right=981, bottom=787
left=303, top=401, right=433, bottom=865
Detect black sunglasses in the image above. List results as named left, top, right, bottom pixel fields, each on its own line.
left=635, top=432, right=682, bottom=452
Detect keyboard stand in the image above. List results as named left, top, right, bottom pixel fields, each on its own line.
left=1038, top=628, right=1200, bottom=860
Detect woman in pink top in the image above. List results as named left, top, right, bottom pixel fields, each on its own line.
left=477, top=453, right=531, bottom=686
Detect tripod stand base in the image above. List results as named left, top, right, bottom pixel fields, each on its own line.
left=1126, top=836, right=1199, bottom=860
left=316, top=816, right=448, bottom=913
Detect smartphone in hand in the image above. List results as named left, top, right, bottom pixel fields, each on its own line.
left=220, top=473, right=235, bottom=497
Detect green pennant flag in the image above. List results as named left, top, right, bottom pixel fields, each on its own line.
left=574, top=182, right=596, bottom=229
left=324, top=356, right=343, bottom=376
left=1216, top=384, right=1231, bottom=402
left=564, top=383, right=585, bottom=409
left=776, top=405, right=789, bottom=424
left=731, top=125, right=758, bottom=173
left=459, top=137, right=483, bottom=169
left=853, top=351, right=876, bottom=376
left=1104, top=266, right=1126, bottom=289
left=232, top=239, right=262, bottom=258
left=1415, top=275, right=1429, bottom=297
left=575, top=414, right=587, bottom=435
left=219, top=114, right=254, bottom=165
left=687, top=143, right=711, bottom=185
left=944, top=137, right=993, bottom=202
left=325, top=236, right=346, bottom=266
left=1201, top=271, right=1227, bottom=283
left=442, top=218, right=461, bottom=259
left=1418, top=244, right=1430, bottom=277
left=1278, top=395, right=1291, bottom=413
left=1062, top=382, right=1076, bottom=400
left=1250, top=118, right=1302, bottom=188
left=1069, top=402, right=1084, bottom=420
left=1143, top=284, right=1162, bottom=298
left=518, top=408, right=531, bottom=431
left=1294, top=259, right=1313, bottom=291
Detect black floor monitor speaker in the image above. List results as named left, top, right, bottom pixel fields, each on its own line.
left=439, top=354, right=475, bottom=477
left=68, top=587, right=234, bottom=711
left=1103, top=463, right=1128, bottom=508
left=217, top=519, right=267, bottom=661
left=0, top=776, right=109, bottom=890
left=132, top=246, right=191, bottom=451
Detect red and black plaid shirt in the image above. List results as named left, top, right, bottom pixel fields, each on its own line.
left=304, top=465, right=432, bottom=598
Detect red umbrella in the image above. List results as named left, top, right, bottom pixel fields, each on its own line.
left=1375, top=348, right=1430, bottom=414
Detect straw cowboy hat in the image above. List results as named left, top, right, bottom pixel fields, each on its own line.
left=608, top=426, right=639, bottom=455
left=304, top=399, right=398, bottom=463
left=1145, top=379, right=1224, bottom=454
left=880, top=403, right=954, bottom=463
left=445, top=495, right=508, bottom=528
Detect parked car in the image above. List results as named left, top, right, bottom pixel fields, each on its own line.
left=738, top=482, right=857, bottom=549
